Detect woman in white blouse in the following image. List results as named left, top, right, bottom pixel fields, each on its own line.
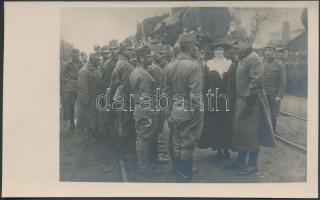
left=198, top=37, right=234, bottom=161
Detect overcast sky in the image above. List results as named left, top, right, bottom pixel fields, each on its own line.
left=61, top=7, right=304, bottom=52
left=61, top=8, right=170, bottom=52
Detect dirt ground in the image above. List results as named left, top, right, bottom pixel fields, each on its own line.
left=60, top=94, right=307, bottom=182
left=60, top=120, right=306, bottom=183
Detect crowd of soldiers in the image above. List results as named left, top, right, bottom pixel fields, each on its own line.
left=60, top=27, right=287, bottom=182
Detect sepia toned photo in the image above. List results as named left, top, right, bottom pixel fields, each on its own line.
left=2, top=1, right=318, bottom=198
left=60, top=6, right=308, bottom=183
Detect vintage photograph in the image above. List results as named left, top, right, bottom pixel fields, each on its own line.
left=59, top=6, right=308, bottom=183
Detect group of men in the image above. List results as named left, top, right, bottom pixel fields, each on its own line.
left=60, top=28, right=287, bottom=182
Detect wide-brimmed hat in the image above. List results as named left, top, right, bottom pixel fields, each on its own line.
left=211, top=35, right=233, bottom=49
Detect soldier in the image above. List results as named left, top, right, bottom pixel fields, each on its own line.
left=80, top=51, right=88, bottom=65
left=100, top=45, right=110, bottom=67
left=77, top=52, right=102, bottom=143
left=61, top=48, right=82, bottom=129
left=164, top=32, right=204, bottom=182
left=225, top=29, right=276, bottom=175
left=99, top=40, right=119, bottom=137
left=262, top=44, right=287, bottom=132
left=109, top=38, right=135, bottom=159
left=130, top=46, right=161, bottom=176
left=148, top=40, right=169, bottom=163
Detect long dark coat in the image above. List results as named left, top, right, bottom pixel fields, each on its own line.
left=99, top=55, right=118, bottom=124
left=76, top=63, right=102, bottom=129
left=198, top=60, right=234, bottom=149
left=232, top=50, right=276, bottom=152
left=109, top=54, right=135, bottom=138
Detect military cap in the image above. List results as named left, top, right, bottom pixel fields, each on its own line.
left=135, top=46, right=152, bottom=58
left=230, top=28, right=249, bottom=43
left=119, top=38, right=135, bottom=50
left=263, top=42, right=277, bottom=51
left=149, top=38, right=160, bottom=45
left=71, top=48, right=80, bottom=56
left=178, top=32, right=198, bottom=45
left=89, top=52, right=100, bottom=59
left=109, top=39, right=119, bottom=49
left=101, top=45, right=110, bottom=53
left=149, top=42, right=166, bottom=54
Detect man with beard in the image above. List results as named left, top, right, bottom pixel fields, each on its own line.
left=130, top=45, right=161, bottom=177
left=110, top=38, right=136, bottom=159
left=262, top=44, right=287, bottom=132
left=225, top=28, right=276, bottom=175
left=77, top=52, right=102, bottom=143
left=61, top=48, right=82, bottom=129
left=164, top=32, right=204, bottom=182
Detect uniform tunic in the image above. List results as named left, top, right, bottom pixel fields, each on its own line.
left=110, top=54, right=135, bottom=139
left=60, top=60, right=83, bottom=120
left=232, top=49, right=276, bottom=152
left=130, top=64, right=159, bottom=169
left=164, top=52, right=204, bottom=160
left=76, top=63, right=102, bottom=129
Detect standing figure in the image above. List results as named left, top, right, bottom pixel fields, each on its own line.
left=100, top=45, right=110, bottom=67
left=225, top=29, right=276, bottom=175
left=80, top=52, right=88, bottom=65
left=61, top=48, right=82, bottom=129
left=99, top=40, right=119, bottom=138
left=148, top=40, right=168, bottom=163
left=164, top=33, right=204, bottom=182
left=262, top=44, right=287, bottom=132
left=198, top=37, right=233, bottom=161
left=109, top=38, right=135, bottom=159
left=77, top=52, right=102, bottom=143
left=130, top=46, right=160, bottom=176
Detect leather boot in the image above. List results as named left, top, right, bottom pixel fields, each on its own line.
left=176, top=159, right=193, bottom=183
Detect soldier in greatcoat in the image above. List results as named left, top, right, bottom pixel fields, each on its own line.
left=148, top=40, right=169, bottom=163
left=262, top=44, right=287, bottom=131
left=77, top=52, right=102, bottom=143
left=109, top=38, right=136, bottom=159
left=130, top=46, right=161, bottom=176
left=225, top=29, right=276, bottom=175
left=164, top=32, right=204, bottom=182
left=99, top=40, right=119, bottom=137
left=61, top=48, right=82, bottom=129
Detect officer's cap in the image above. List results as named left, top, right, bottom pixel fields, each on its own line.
left=135, top=46, right=152, bottom=58
left=71, top=48, right=80, bottom=56
left=149, top=43, right=166, bottom=54
left=101, top=45, right=110, bottom=53
left=120, top=38, right=135, bottom=50
left=109, top=39, right=119, bottom=49
left=178, top=32, right=198, bottom=45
